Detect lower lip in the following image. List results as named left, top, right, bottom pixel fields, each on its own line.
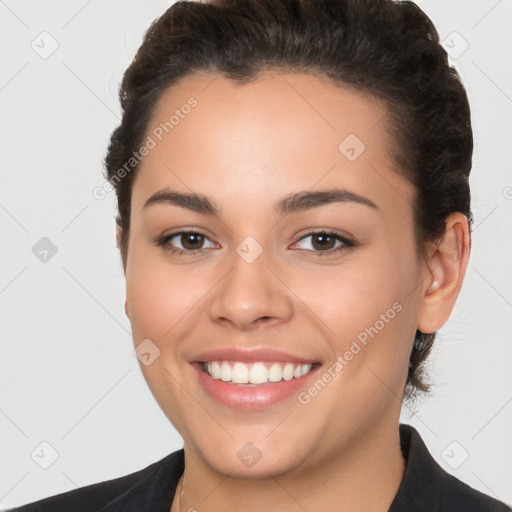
left=192, top=363, right=320, bottom=410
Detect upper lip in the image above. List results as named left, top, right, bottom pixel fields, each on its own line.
left=191, top=347, right=320, bottom=364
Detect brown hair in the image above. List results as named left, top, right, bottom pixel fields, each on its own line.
left=103, top=0, right=473, bottom=401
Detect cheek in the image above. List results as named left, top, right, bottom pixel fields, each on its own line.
left=307, top=245, right=419, bottom=388
left=125, top=248, right=204, bottom=428
left=126, top=246, right=205, bottom=342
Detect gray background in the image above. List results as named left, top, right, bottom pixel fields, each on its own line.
left=0, top=0, right=511, bottom=508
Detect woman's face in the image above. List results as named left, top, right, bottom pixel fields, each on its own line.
left=124, top=70, right=430, bottom=477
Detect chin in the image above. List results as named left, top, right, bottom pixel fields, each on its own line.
left=204, top=448, right=306, bottom=480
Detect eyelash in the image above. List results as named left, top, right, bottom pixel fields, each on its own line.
left=153, top=228, right=355, bottom=257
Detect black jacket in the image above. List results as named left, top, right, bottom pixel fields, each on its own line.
left=7, top=424, right=511, bottom=511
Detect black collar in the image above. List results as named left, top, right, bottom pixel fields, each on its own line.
left=149, top=424, right=510, bottom=511
left=390, top=424, right=509, bottom=511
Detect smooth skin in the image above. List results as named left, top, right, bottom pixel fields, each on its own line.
left=120, top=70, right=470, bottom=512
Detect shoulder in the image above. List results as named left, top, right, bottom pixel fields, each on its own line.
left=6, top=449, right=184, bottom=512
left=391, top=424, right=511, bottom=512
left=436, top=466, right=511, bottom=512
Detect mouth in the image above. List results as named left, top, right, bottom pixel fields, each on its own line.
left=189, top=347, right=323, bottom=409
left=199, top=360, right=319, bottom=386
left=191, top=357, right=322, bottom=410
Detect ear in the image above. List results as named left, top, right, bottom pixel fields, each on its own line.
left=417, top=212, right=471, bottom=334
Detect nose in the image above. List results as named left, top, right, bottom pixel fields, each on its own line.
left=208, top=248, right=294, bottom=331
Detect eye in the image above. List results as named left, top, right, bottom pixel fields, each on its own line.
left=153, top=230, right=217, bottom=256
left=153, top=228, right=355, bottom=257
left=292, top=230, right=355, bottom=256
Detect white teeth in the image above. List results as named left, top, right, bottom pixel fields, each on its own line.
left=204, top=360, right=315, bottom=384
left=211, top=361, right=222, bottom=379
left=231, top=362, right=249, bottom=384
left=268, top=362, right=283, bottom=382
left=301, top=363, right=312, bottom=376
left=249, top=363, right=268, bottom=384
left=220, top=361, right=232, bottom=382
left=282, top=363, right=294, bottom=381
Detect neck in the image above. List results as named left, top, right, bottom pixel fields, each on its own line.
left=172, top=420, right=406, bottom=512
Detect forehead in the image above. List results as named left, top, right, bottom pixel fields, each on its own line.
left=131, top=70, right=414, bottom=221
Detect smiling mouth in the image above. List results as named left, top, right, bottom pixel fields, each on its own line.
left=200, top=360, right=320, bottom=386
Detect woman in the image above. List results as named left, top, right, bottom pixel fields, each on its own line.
left=10, top=0, right=511, bottom=510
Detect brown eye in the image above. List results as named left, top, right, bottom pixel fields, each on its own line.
left=293, top=230, right=355, bottom=256
left=310, top=233, right=337, bottom=251
left=179, top=232, right=205, bottom=250
left=154, top=230, right=217, bottom=255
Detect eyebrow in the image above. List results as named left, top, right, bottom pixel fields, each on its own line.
left=143, top=187, right=379, bottom=216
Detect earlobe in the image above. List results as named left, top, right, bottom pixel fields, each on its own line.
left=417, top=213, right=471, bottom=334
